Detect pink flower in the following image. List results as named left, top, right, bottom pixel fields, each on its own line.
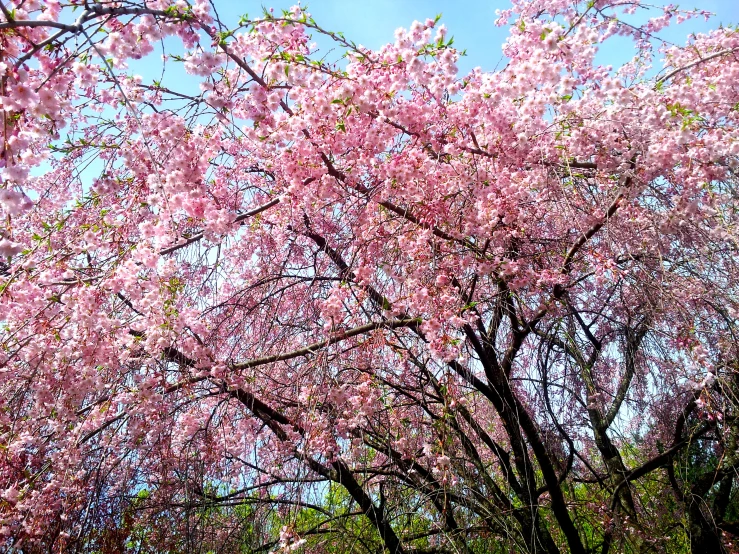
left=0, top=189, right=33, bottom=215
left=0, top=238, right=23, bottom=257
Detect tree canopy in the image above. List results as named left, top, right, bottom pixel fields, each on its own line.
left=1, top=0, right=739, bottom=552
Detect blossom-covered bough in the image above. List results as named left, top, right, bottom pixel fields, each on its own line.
left=1, top=0, right=739, bottom=552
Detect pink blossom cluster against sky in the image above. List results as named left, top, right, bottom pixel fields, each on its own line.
left=112, top=0, right=739, bottom=124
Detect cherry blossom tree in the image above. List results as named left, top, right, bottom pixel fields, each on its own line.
left=1, top=0, right=739, bottom=552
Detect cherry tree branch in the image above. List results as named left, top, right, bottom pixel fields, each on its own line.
left=231, top=318, right=420, bottom=369
left=656, top=47, right=739, bottom=86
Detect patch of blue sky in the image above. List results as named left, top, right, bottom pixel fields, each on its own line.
left=212, top=0, right=738, bottom=73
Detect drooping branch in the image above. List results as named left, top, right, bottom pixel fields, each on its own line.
left=231, top=318, right=420, bottom=369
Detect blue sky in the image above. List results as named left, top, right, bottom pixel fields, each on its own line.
left=212, top=0, right=738, bottom=74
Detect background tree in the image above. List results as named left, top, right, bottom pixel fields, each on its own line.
left=1, top=0, right=739, bottom=552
